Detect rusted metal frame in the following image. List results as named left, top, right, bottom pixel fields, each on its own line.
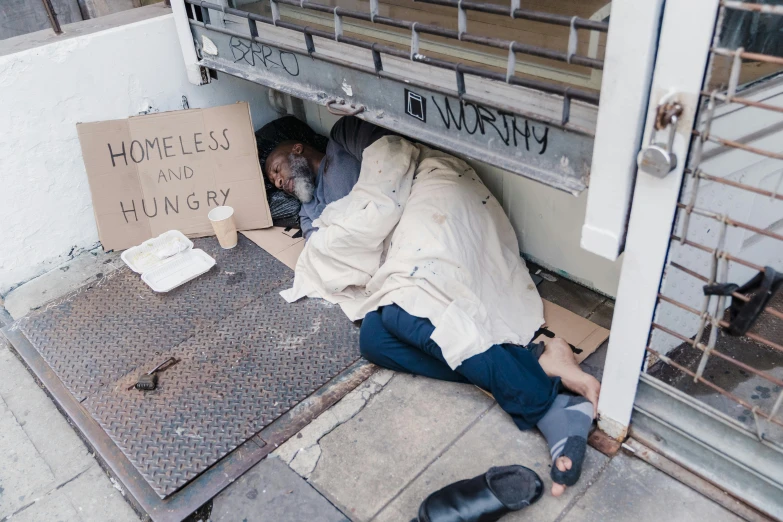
left=722, top=1, right=783, bottom=15
left=41, top=0, right=62, bottom=34
left=654, top=298, right=783, bottom=388
left=712, top=46, right=783, bottom=66
left=188, top=0, right=603, bottom=103
left=691, top=129, right=783, bottom=161
left=187, top=16, right=598, bottom=135
left=669, top=261, right=783, bottom=321
left=703, top=91, right=783, bottom=115
left=671, top=234, right=766, bottom=272
left=690, top=169, right=783, bottom=202
left=679, top=93, right=716, bottom=243
left=412, top=0, right=608, bottom=32
left=697, top=220, right=730, bottom=381
left=646, top=344, right=783, bottom=430
left=270, top=0, right=605, bottom=69
left=677, top=202, right=783, bottom=243
left=745, top=330, right=783, bottom=354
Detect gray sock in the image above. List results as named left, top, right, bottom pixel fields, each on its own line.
left=535, top=394, right=593, bottom=487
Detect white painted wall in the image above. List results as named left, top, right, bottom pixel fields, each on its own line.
left=0, top=6, right=275, bottom=296
left=304, top=104, right=624, bottom=297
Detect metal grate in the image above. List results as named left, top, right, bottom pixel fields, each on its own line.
left=184, top=0, right=607, bottom=134
left=647, top=0, right=783, bottom=446
left=14, top=236, right=363, bottom=498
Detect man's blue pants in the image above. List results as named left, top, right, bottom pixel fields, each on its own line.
left=359, top=304, right=559, bottom=430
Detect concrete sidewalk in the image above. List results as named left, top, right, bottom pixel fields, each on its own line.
left=272, top=371, right=744, bottom=522
left=0, top=334, right=138, bottom=522
left=0, top=251, right=751, bottom=521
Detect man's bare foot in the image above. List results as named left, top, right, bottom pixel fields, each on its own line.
left=537, top=338, right=601, bottom=417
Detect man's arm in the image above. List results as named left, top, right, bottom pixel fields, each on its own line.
left=329, top=116, right=398, bottom=162
left=299, top=206, right=317, bottom=240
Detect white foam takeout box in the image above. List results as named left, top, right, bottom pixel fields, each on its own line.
left=121, top=230, right=216, bottom=293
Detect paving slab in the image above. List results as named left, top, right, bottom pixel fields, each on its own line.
left=531, top=268, right=607, bottom=319
left=374, top=405, right=610, bottom=522
left=560, top=452, right=743, bottom=522
left=0, top=341, right=139, bottom=522
left=580, top=340, right=608, bottom=382
left=0, top=397, right=56, bottom=517
left=309, top=373, right=495, bottom=521
left=211, top=457, right=349, bottom=522
left=4, top=489, right=82, bottom=522
left=586, top=299, right=614, bottom=330
left=3, top=248, right=123, bottom=320
left=59, top=464, right=139, bottom=522
left=0, top=345, right=93, bottom=483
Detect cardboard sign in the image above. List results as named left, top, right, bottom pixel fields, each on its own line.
left=77, top=102, right=272, bottom=251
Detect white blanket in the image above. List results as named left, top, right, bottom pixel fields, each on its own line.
left=280, top=136, right=543, bottom=369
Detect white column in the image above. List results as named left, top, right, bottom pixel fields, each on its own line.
left=580, top=0, right=665, bottom=261
left=170, top=0, right=205, bottom=86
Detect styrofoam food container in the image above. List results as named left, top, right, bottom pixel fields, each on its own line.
left=121, top=230, right=216, bottom=292
left=141, top=249, right=216, bottom=293
left=121, top=230, right=194, bottom=274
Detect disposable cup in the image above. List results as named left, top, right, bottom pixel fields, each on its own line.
left=208, top=206, right=238, bottom=249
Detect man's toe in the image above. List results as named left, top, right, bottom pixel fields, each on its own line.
left=556, top=456, right=572, bottom=472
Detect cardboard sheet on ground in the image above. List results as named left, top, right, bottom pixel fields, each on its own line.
left=243, top=230, right=610, bottom=358
left=535, top=300, right=609, bottom=363
left=76, top=102, right=272, bottom=251
left=241, top=227, right=305, bottom=270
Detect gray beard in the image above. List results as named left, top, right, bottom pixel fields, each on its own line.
left=288, top=153, right=315, bottom=203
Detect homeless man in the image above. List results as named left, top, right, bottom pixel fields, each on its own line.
left=264, top=116, right=601, bottom=498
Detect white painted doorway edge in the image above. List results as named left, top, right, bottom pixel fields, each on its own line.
left=597, top=0, right=722, bottom=439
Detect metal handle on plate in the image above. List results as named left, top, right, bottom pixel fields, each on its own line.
left=325, top=98, right=366, bottom=116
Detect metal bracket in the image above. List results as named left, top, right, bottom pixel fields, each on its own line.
left=325, top=98, right=366, bottom=116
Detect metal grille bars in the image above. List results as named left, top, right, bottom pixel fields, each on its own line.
left=648, top=1, right=783, bottom=445
left=184, top=0, right=602, bottom=134
left=412, top=0, right=609, bottom=32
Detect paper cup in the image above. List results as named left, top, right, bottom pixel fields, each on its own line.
left=208, top=206, right=238, bottom=249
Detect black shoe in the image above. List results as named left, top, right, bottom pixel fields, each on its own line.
left=417, top=465, right=543, bottom=522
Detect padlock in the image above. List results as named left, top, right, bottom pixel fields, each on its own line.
left=637, top=114, right=679, bottom=178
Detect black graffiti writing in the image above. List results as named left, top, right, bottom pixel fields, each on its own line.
left=430, top=96, right=548, bottom=155
left=229, top=37, right=300, bottom=77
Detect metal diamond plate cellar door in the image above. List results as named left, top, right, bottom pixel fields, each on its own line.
left=16, top=237, right=362, bottom=498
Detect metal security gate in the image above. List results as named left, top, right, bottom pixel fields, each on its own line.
left=170, top=0, right=609, bottom=193
left=598, top=1, right=783, bottom=519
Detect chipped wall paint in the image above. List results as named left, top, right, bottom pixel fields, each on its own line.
left=0, top=12, right=276, bottom=296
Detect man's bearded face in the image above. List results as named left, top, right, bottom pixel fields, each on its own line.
left=287, top=153, right=315, bottom=203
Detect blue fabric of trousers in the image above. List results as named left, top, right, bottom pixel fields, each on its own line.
left=359, top=304, right=559, bottom=430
